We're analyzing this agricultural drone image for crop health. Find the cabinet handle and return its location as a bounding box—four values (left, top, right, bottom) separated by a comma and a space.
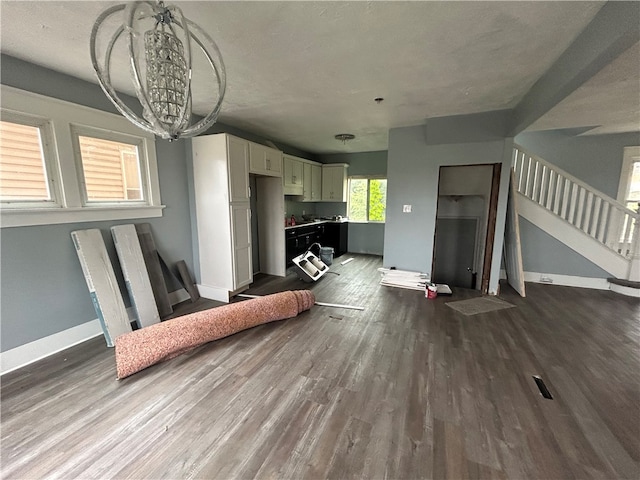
267, 159, 271, 170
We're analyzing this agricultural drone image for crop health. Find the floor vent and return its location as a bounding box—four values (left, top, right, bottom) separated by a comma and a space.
533, 375, 553, 399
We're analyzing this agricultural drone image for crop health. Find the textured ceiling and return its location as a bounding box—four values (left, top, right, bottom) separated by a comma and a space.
2, 1, 634, 154
526, 41, 640, 136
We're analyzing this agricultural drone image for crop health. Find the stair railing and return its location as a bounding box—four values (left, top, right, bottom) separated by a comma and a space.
513, 145, 639, 259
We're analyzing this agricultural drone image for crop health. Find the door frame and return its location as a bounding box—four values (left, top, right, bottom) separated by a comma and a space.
480, 163, 502, 293
432, 163, 501, 293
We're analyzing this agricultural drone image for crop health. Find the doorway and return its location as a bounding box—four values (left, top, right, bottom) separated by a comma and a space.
432, 164, 500, 292
433, 217, 477, 288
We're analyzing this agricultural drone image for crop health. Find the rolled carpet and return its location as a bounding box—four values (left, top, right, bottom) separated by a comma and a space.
115, 290, 315, 379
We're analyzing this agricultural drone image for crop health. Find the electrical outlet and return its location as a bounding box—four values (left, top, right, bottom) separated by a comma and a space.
403, 205, 412, 213
540, 276, 553, 284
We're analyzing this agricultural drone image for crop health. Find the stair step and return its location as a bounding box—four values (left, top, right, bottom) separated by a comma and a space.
607, 277, 640, 289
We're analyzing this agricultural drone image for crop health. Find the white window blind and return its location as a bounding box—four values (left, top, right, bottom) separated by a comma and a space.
0, 120, 52, 202
77, 136, 143, 202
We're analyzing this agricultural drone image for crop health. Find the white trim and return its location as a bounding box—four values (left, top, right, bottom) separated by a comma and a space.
70, 124, 151, 206
617, 146, 640, 204
0, 288, 196, 376
197, 283, 230, 303
0, 85, 163, 228
0, 320, 104, 376
0, 110, 63, 207
523, 271, 610, 290
609, 282, 640, 298
0, 205, 164, 228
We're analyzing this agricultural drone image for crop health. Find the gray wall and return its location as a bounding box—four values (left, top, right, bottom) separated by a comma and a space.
519, 218, 610, 277
317, 151, 387, 255
515, 129, 640, 277
0, 57, 195, 352
0, 55, 312, 352
384, 118, 512, 294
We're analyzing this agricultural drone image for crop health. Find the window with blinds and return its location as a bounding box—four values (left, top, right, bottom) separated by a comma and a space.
0, 120, 52, 202
77, 136, 144, 202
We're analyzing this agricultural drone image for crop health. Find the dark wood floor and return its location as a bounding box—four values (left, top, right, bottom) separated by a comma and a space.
2, 254, 639, 479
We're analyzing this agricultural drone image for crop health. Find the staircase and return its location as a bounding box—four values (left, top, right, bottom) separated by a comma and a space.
512, 145, 640, 283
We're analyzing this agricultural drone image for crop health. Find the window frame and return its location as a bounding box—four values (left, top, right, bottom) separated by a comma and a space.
71, 125, 150, 206
617, 146, 640, 210
0, 85, 164, 228
0, 111, 62, 208
347, 175, 387, 224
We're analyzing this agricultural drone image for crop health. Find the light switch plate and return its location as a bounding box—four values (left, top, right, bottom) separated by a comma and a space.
403, 205, 412, 213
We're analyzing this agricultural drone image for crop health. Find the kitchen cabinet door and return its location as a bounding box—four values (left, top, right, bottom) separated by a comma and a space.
249, 142, 282, 177
228, 136, 250, 202
311, 164, 322, 201
323, 222, 348, 257
322, 164, 348, 201
231, 204, 252, 289
283, 155, 304, 195
301, 161, 323, 202
302, 161, 313, 201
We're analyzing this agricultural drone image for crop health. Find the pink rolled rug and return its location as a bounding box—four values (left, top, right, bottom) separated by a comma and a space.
115, 290, 315, 379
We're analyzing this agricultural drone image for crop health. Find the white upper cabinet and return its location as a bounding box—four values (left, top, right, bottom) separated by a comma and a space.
227, 135, 250, 202
299, 160, 323, 202
283, 154, 304, 195
249, 142, 282, 177
322, 164, 348, 201
302, 161, 313, 201
311, 164, 322, 201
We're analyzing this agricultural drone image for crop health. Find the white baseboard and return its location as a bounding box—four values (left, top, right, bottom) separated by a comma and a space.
197, 284, 230, 303
0, 300, 159, 376
0, 319, 103, 376
1, 287, 192, 376
523, 271, 610, 290
609, 282, 640, 298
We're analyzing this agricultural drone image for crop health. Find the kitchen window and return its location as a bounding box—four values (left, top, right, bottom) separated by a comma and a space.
347, 176, 387, 223
0, 85, 163, 227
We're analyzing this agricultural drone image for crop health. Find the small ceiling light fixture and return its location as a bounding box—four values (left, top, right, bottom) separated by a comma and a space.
335, 133, 355, 144
374, 97, 384, 104
90, 1, 226, 140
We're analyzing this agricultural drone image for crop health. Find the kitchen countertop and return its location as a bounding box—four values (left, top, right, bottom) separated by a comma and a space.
285, 218, 348, 230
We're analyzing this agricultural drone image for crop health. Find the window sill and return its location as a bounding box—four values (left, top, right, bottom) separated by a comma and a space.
348, 220, 386, 224
0, 205, 165, 228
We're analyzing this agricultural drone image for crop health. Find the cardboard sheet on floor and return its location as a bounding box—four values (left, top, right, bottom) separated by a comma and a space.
71, 229, 132, 347
111, 224, 161, 328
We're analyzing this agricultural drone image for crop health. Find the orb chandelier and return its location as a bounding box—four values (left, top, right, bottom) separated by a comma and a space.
90, 1, 226, 141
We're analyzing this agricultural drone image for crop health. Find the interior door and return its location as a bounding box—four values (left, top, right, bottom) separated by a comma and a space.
481, 164, 502, 293
433, 218, 477, 288
504, 171, 526, 296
